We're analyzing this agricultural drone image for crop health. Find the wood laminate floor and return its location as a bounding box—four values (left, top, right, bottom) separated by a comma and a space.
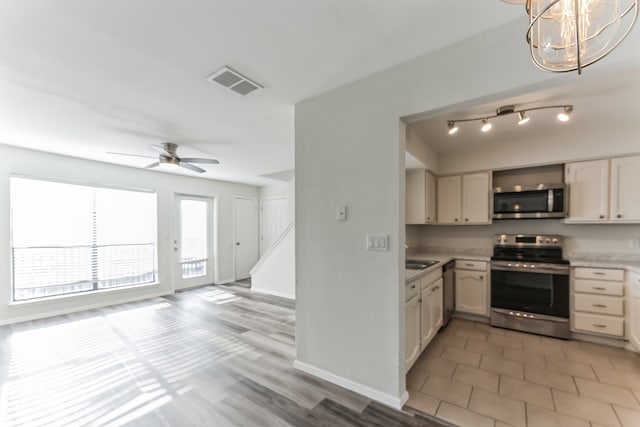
0, 285, 447, 427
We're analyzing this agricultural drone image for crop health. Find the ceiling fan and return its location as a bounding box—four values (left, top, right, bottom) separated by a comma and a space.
108, 142, 220, 173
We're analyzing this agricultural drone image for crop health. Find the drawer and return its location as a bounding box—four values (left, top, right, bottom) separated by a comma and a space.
406, 279, 420, 302
574, 293, 624, 316
574, 267, 624, 282
455, 260, 487, 271
574, 279, 624, 296
574, 312, 624, 337
421, 269, 442, 289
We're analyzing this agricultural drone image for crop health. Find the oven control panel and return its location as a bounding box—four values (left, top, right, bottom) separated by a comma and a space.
494, 234, 563, 248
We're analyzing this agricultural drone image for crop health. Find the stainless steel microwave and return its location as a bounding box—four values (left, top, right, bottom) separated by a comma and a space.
493, 183, 566, 219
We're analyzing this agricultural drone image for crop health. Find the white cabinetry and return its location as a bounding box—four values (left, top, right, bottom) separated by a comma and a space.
437, 172, 490, 225
572, 267, 626, 338
566, 155, 640, 223
455, 260, 488, 316
405, 279, 420, 370
406, 269, 443, 372
406, 169, 436, 224
610, 155, 640, 222
629, 271, 640, 351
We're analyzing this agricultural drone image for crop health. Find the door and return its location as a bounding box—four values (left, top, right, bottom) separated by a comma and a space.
234, 197, 259, 280
437, 175, 461, 224
566, 160, 609, 222
405, 294, 420, 372
406, 169, 426, 224
420, 285, 433, 351
174, 195, 213, 290
610, 155, 640, 222
260, 197, 289, 255
462, 172, 490, 224
630, 273, 640, 351
455, 270, 487, 316
430, 278, 444, 331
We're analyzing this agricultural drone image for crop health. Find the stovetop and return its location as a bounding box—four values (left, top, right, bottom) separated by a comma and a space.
492, 234, 568, 265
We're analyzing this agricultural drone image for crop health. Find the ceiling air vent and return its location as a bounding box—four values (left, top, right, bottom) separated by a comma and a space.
207, 66, 263, 96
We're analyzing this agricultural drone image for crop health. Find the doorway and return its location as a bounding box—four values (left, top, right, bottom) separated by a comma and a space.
234, 197, 259, 280
174, 195, 214, 290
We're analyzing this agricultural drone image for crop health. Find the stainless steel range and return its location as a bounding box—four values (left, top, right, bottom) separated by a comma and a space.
490, 234, 570, 339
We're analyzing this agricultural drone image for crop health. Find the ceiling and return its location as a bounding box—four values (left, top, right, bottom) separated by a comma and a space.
407, 68, 640, 156
0, 1, 524, 186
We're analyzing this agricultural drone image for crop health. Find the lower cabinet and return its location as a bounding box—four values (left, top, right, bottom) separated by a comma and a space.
455, 261, 488, 316
628, 272, 640, 351
406, 271, 443, 372
405, 292, 421, 371
572, 267, 626, 338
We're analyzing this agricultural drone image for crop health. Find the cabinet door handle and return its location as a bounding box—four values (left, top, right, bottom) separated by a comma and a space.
599, 214, 605, 219
464, 218, 469, 222
617, 213, 623, 218
592, 304, 607, 308
454, 218, 459, 222
593, 324, 607, 328
592, 272, 606, 276
411, 285, 416, 289
433, 286, 440, 290
593, 287, 606, 291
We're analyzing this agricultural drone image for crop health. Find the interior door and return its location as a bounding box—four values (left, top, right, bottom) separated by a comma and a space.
260, 197, 289, 255
174, 195, 213, 290
234, 197, 259, 280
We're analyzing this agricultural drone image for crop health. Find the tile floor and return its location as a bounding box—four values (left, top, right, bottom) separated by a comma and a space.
405, 318, 640, 427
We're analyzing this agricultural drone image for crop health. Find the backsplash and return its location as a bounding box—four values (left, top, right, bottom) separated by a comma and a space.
406, 220, 640, 259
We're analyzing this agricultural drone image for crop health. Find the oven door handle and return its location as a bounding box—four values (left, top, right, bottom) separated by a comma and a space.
491, 263, 569, 276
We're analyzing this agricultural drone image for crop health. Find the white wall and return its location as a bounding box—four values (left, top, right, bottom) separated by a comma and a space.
406, 127, 439, 172
0, 143, 258, 324
295, 18, 640, 407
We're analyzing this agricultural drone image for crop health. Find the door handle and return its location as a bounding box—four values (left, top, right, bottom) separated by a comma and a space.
236, 242, 240, 245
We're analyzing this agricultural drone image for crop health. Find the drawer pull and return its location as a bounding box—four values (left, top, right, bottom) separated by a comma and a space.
433, 286, 440, 290
592, 304, 607, 308
593, 287, 606, 291
593, 324, 607, 328
592, 272, 606, 276
411, 285, 416, 289
465, 263, 474, 267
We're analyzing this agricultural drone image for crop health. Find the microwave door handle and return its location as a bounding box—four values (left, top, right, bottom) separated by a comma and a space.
548, 189, 554, 213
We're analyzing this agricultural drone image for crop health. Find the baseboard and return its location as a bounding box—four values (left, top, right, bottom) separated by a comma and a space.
293, 360, 408, 410
251, 287, 295, 300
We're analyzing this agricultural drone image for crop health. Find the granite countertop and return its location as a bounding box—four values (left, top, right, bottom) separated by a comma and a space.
404, 249, 640, 282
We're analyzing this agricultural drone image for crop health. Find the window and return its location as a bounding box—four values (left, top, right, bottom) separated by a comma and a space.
10, 177, 158, 301
179, 199, 208, 279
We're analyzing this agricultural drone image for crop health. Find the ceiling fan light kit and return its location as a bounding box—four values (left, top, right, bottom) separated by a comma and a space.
446, 104, 573, 135
503, 0, 638, 74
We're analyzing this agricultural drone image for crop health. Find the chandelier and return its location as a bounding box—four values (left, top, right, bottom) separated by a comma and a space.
506, 0, 638, 74
446, 104, 573, 135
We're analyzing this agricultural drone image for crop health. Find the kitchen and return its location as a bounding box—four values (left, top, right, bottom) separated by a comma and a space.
401, 76, 640, 426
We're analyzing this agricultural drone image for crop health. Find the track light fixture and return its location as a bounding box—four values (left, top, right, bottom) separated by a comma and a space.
448, 121, 459, 135
447, 104, 573, 135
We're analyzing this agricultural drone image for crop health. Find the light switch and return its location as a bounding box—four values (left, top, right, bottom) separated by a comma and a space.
367, 235, 388, 251
336, 205, 347, 221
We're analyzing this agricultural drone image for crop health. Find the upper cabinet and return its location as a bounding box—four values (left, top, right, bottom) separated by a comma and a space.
437, 172, 490, 225
565, 159, 609, 222
566, 155, 640, 223
406, 169, 436, 224
610, 155, 640, 222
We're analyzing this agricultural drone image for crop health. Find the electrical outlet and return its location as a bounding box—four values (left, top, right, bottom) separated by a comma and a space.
367, 235, 388, 251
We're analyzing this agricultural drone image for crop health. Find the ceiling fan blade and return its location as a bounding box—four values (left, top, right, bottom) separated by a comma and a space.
179, 162, 206, 173
179, 157, 220, 164
107, 152, 157, 159
144, 162, 160, 169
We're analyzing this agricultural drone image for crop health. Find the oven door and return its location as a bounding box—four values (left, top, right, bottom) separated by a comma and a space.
491, 262, 569, 318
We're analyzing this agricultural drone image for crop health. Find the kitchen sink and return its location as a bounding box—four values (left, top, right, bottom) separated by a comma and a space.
405, 259, 439, 270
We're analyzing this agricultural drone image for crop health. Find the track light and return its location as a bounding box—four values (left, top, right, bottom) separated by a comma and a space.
448, 121, 459, 135
557, 106, 573, 122
446, 104, 573, 135
518, 111, 530, 125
